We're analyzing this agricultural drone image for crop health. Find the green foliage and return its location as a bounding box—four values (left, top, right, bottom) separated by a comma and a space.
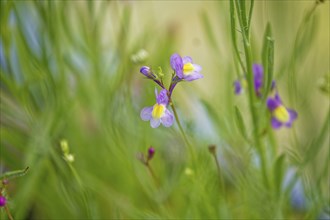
0, 1, 329, 219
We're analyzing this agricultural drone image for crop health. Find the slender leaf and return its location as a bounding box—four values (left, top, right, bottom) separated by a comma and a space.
273, 154, 285, 198
234, 106, 248, 141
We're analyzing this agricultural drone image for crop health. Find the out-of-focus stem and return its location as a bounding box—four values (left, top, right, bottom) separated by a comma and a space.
234, 0, 269, 189
170, 99, 196, 163
68, 164, 91, 218
5, 205, 14, 220
145, 162, 159, 187
210, 146, 226, 196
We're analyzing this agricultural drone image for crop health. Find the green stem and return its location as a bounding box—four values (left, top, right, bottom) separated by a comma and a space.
213, 153, 226, 196
5, 205, 14, 220
146, 162, 159, 187
170, 99, 196, 163
68, 164, 91, 218
234, 0, 269, 189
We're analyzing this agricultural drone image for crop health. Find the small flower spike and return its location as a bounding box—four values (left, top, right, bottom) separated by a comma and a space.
170, 53, 203, 81
0, 196, 6, 207
140, 89, 174, 128
267, 93, 297, 129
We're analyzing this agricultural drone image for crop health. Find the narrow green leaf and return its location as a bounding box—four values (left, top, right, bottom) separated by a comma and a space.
264, 38, 274, 96
247, 0, 254, 33
261, 23, 272, 66
273, 154, 285, 197
261, 22, 274, 101
229, 0, 246, 73
234, 106, 248, 140
235, 0, 248, 38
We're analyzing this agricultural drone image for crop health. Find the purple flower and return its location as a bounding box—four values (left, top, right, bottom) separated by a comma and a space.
170, 53, 203, 81
253, 63, 263, 97
233, 79, 248, 95
267, 93, 297, 129
0, 196, 6, 207
140, 89, 174, 128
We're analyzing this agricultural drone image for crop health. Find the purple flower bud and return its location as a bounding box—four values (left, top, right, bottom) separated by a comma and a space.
140, 66, 152, 77
147, 147, 155, 161
0, 196, 6, 207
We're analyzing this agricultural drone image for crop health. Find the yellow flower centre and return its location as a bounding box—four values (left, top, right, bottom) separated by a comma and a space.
273, 105, 290, 123
152, 104, 166, 119
183, 63, 194, 75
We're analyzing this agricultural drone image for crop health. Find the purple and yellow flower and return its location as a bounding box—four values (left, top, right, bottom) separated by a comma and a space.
267, 93, 297, 129
233, 63, 265, 97
140, 89, 174, 128
170, 53, 203, 81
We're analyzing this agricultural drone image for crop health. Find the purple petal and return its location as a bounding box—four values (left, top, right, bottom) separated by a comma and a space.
254, 79, 263, 95
140, 106, 153, 121
234, 80, 242, 95
274, 92, 282, 103
156, 89, 169, 105
271, 117, 283, 129
192, 64, 202, 72
285, 109, 298, 127
170, 53, 183, 79
150, 118, 161, 128
140, 66, 151, 77
253, 63, 263, 79
161, 109, 174, 127
184, 72, 204, 81
271, 80, 276, 90
267, 97, 280, 112
182, 56, 193, 64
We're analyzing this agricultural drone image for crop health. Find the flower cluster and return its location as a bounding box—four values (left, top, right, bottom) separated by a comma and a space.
234, 63, 297, 129
139, 53, 203, 128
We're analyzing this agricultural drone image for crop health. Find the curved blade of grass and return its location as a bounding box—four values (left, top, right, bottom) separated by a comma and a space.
273, 154, 285, 198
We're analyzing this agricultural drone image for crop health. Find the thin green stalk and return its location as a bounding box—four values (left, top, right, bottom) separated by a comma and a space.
214, 153, 226, 196
169, 99, 197, 163
233, 0, 269, 189
68, 164, 91, 218
145, 163, 159, 187
5, 205, 14, 220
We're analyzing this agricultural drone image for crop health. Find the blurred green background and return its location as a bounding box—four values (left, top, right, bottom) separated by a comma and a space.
0, 1, 329, 219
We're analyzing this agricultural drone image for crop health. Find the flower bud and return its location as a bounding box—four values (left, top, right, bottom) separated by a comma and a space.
0, 196, 6, 207
147, 147, 155, 161
140, 66, 152, 77
60, 140, 69, 154
208, 144, 216, 155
